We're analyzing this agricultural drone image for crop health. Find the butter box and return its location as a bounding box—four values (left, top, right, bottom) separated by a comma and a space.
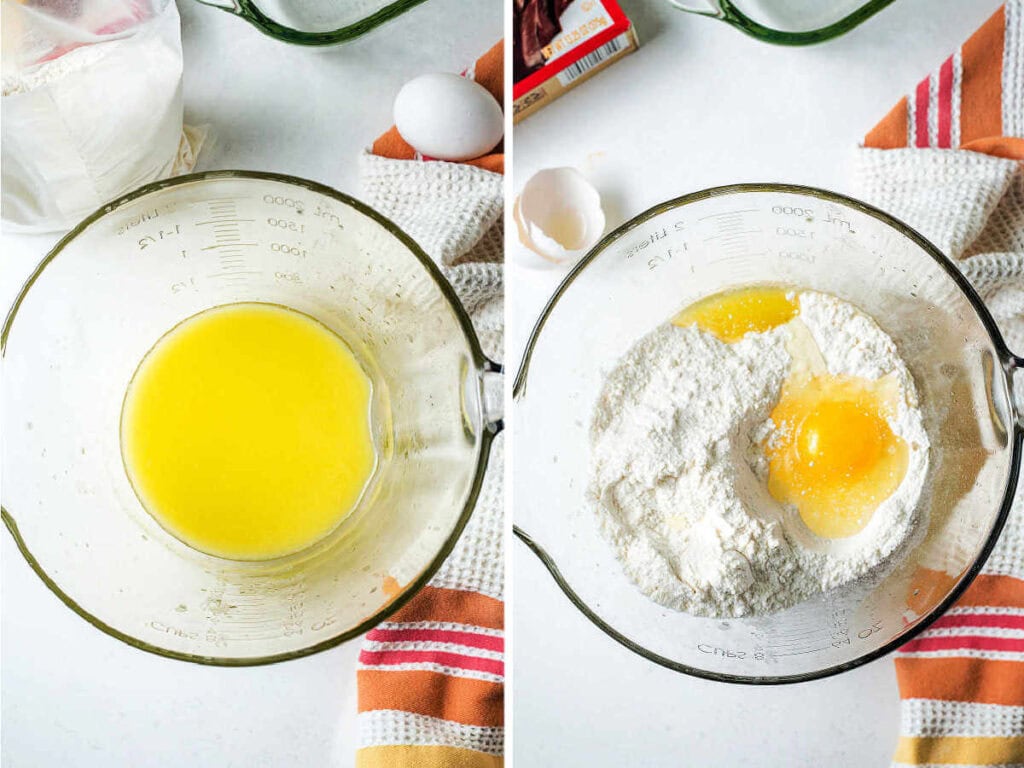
513, 0, 639, 123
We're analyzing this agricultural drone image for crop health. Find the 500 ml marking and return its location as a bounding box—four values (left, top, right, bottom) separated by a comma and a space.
171, 277, 198, 294
779, 250, 815, 264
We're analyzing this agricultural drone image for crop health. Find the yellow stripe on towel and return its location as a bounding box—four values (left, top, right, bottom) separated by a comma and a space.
894, 735, 1024, 765
357, 745, 503, 768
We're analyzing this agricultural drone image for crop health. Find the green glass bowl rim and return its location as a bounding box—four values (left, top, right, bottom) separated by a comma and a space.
195, 0, 429, 46
513, 181, 1022, 685
671, 0, 898, 45
1, 168, 500, 667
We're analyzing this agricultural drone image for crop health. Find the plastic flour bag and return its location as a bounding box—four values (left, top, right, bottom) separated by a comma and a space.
1, 0, 203, 233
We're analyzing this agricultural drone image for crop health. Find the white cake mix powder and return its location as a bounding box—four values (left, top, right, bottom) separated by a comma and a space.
588, 291, 930, 617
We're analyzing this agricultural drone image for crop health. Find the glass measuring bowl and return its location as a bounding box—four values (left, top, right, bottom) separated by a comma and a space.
2, 170, 502, 665
514, 184, 1021, 684
194, 0, 428, 45
667, 0, 897, 45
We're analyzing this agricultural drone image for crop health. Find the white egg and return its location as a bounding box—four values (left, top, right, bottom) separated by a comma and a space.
394, 73, 504, 162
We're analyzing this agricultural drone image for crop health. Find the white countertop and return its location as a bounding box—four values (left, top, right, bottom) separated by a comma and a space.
3, 1, 1011, 765
509, 1, 1004, 766
0, 2, 501, 766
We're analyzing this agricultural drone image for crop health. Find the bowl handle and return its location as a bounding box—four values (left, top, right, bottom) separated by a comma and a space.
479, 358, 504, 436
1008, 354, 1024, 431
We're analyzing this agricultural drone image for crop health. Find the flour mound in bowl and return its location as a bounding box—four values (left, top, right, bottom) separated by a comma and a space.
587, 290, 930, 618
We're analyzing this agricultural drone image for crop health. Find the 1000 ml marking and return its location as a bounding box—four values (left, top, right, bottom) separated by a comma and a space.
271, 243, 307, 258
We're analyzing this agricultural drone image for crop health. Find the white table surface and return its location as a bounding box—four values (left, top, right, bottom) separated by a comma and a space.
509, 1, 1004, 766
0, 2, 501, 766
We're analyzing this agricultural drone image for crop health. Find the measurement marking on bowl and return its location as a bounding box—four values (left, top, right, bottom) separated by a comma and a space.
202, 243, 258, 251
722, 242, 757, 257
714, 230, 762, 243
196, 218, 255, 226
715, 219, 756, 234
768, 626, 828, 642
771, 647, 830, 657
697, 208, 759, 221
712, 252, 769, 264
704, 229, 761, 242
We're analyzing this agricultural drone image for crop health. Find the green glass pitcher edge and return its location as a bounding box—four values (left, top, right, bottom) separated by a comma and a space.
194, 0, 430, 46
672, 0, 899, 45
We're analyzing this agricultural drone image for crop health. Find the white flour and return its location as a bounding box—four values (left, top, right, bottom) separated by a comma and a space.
588, 291, 930, 617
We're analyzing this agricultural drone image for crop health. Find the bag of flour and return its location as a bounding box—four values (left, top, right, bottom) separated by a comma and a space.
2, 0, 201, 233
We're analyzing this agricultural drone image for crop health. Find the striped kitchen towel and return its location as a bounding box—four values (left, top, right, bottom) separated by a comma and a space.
354, 439, 504, 768
860, 3, 1024, 765
371, 41, 504, 175
865, 2, 1023, 159
355, 42, 505, 768
355, 366, 504, 768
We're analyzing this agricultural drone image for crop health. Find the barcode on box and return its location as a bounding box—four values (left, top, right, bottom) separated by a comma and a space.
556, 34, 628, 86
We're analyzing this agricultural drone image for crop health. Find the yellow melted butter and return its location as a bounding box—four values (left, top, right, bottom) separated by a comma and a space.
121, 302, 376, 561
672, 286, 797, 342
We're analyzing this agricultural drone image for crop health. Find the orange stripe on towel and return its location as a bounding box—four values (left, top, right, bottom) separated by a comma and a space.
386, 587, 504, 630
960, 5, 1005, 145
357, 669, 504, 727
961, 136, 1024, 160
864, 96, 910, 149
953, 574, 1024, 610
894, 657, 1024, 707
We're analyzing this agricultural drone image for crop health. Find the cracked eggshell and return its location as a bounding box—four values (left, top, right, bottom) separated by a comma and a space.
393, 73, 504, 162
514, 167, 605, 267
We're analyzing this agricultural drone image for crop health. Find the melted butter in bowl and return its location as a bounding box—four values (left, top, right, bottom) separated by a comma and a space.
121, 302, 377, 561
673, 286, 797, 343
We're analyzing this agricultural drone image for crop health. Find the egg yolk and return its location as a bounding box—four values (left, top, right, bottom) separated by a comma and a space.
766, 376, 909, 539
673, 287, 797, 343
